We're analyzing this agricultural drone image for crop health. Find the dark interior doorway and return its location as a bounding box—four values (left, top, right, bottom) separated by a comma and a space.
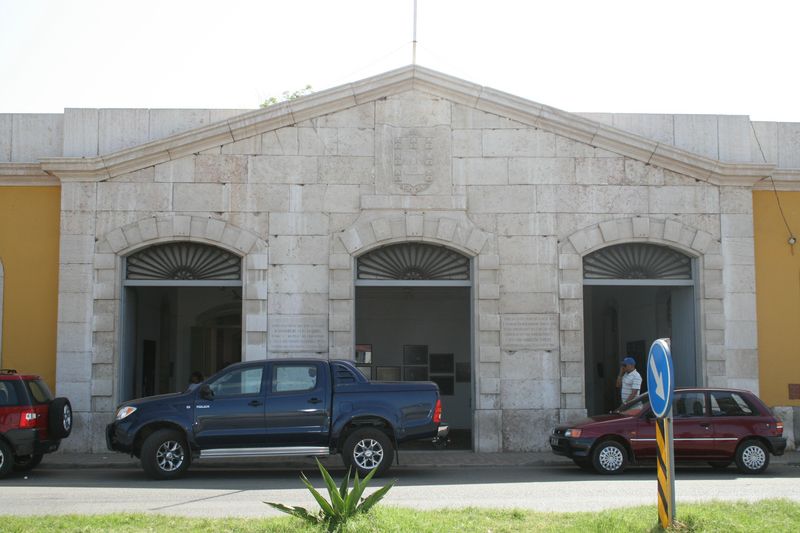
122, 286, 241, 400
583, 285, 697, 415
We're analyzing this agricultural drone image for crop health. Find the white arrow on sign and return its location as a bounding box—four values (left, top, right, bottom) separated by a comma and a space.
650, 354, 665, 400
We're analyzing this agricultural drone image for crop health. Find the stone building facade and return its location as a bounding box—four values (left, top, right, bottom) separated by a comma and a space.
2, 66, 799, 453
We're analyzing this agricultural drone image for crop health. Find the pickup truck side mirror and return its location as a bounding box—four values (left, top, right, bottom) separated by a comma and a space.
199, 384, 214, 400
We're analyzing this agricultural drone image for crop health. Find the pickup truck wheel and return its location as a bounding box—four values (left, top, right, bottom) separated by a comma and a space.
735, 439, 769, 475
48, 397, 72, 439
14, 453, 44, 472
0, 440, 13, 478
591, 440, 627, 475
343, 428, 393, 477
141, 429, 191, 480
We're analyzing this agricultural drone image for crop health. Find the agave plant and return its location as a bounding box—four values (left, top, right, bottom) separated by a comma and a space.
265, 458, 394, 532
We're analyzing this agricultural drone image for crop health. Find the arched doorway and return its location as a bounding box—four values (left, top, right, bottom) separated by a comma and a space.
583, 243, 698, 415
120, 242, 242, 400
354, 242, 473, 449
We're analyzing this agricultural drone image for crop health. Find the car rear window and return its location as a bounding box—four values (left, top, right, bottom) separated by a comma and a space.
710, 391, 756, 416
26, 379, 53, 404
0, 381, 22, 406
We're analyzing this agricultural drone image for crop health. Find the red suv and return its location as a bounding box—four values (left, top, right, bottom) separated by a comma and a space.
550, 388, 787, 475
0, 369, 72, 478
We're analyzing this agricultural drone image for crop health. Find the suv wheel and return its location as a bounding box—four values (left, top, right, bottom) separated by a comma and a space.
49, 397, 73, 439
0, 440, 13, 478
735, 439, 769, 475
342, 428, 394, 477
141, 429, 191, 480
14, 453, 44, 472
592, 440, 627, 475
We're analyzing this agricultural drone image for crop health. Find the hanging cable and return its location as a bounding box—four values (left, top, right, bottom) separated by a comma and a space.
769, 175, 796, 251
751, 121, 796, 250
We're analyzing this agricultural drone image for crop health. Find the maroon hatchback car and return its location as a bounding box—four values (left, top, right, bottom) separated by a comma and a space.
550, 388, 786, 475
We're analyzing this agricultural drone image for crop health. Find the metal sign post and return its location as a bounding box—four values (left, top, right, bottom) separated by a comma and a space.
648, 338, 675, 529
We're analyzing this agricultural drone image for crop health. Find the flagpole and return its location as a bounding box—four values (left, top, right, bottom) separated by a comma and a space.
412, 0, 418, 65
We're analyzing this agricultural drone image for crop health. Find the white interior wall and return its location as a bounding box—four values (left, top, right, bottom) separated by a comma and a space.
355, 286, 472, 429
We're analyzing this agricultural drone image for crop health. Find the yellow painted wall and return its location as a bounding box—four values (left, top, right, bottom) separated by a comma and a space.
753, 190, 800, 406
0, 186, 60, 390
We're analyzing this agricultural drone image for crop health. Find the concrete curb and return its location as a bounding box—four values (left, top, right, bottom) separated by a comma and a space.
37, 451, 572, 470
37, 450, 800, 471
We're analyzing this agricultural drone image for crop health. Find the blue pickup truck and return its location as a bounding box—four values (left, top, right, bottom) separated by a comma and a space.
106, 359, 447, 479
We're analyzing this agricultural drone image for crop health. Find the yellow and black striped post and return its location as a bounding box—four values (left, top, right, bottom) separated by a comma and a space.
656, 415, 675, 528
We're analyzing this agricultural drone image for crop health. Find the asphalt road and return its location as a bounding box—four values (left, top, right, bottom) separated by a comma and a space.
1, 464, 799, 518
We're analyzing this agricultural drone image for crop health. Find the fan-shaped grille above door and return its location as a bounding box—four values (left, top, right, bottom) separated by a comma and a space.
583, 243, 692, 280
126, 242, 241, 280
357, 243, 470, 281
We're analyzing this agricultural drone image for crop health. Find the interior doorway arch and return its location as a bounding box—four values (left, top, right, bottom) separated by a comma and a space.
120, 242, 243, 400
583, 243, 698, 415
354, 242, 474, 449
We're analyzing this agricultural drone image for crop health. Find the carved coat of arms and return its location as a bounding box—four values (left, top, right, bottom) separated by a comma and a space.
393, 135, 434, 194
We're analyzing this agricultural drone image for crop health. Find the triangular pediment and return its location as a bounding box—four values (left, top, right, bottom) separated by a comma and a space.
36, 65, 774, 185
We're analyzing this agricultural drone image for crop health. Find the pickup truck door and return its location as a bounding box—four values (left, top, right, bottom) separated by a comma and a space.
193, 363, 267, 449
265, 361, 330, 446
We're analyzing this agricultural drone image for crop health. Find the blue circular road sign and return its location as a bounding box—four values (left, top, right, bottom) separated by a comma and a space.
647, 338, 674, 418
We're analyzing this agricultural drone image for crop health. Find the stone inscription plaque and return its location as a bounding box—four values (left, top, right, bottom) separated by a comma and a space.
268, 315, 328, 352
501, 314, 558, 351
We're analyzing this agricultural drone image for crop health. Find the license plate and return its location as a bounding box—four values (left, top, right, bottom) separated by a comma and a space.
550, 436, 559, 445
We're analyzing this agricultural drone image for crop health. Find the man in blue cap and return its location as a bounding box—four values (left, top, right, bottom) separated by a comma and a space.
616, 356, 642, 404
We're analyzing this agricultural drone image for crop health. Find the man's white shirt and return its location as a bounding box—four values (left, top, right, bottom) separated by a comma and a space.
621, 369, 642, 402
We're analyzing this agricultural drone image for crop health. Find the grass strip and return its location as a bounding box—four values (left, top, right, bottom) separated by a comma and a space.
1, 499, 798, 532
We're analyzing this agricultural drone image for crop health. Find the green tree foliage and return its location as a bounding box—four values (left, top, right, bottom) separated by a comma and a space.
260, 85, 313, 108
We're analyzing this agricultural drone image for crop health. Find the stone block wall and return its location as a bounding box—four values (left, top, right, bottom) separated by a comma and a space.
37, 85, 763, 452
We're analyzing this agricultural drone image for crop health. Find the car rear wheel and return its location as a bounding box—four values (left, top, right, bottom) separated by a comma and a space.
13, 453, 44, 472
342, 428, 394, 477
141, 429, 191, 480
735, 439, 769, 475
49, 397, 72, 439
592, 440, 627, 475
0, 440, 13, 478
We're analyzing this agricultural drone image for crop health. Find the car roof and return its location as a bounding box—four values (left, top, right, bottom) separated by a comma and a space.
0, 369, 42, 380
225, 359, 352, 367
673, 387, 755, 394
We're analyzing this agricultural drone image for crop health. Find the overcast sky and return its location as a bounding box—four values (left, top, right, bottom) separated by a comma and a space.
1, 0, 798, 121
